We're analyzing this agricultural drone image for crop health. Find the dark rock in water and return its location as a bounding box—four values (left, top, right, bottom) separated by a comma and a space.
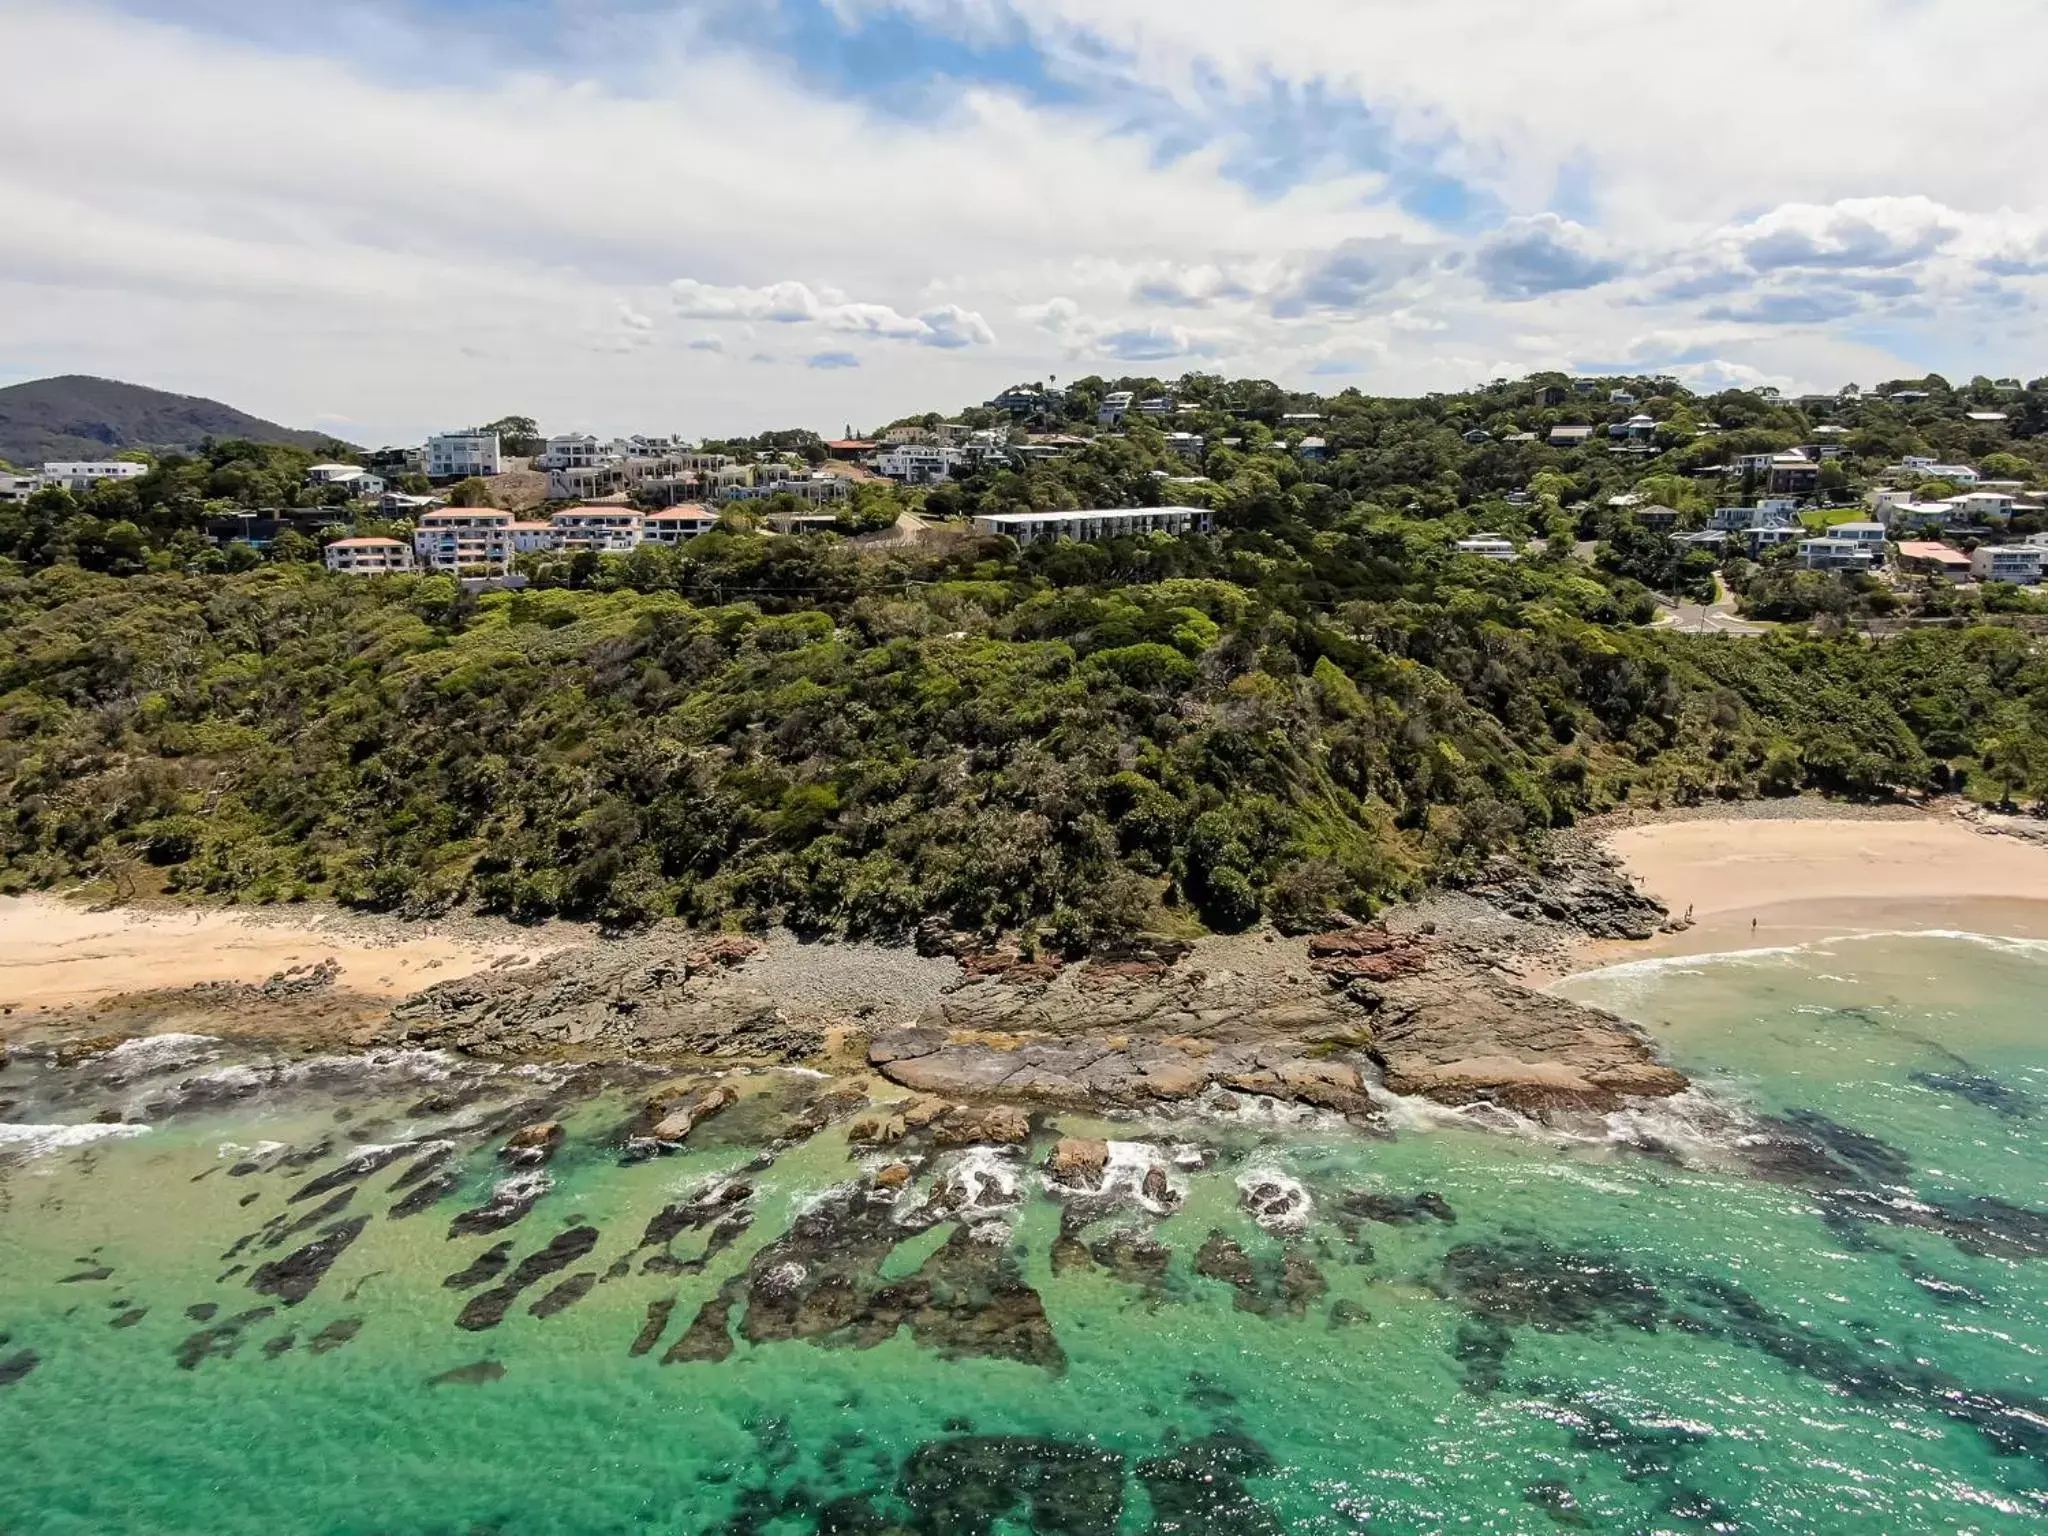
1741, 1110, 1913, 1188
288, 1143, 413, 1205
228, 1161, 264, 1178
456, 1227, 600, 1332
60, 1265, 114, 1283
1193, 1231, 1325, 1319
1183, 1371, 1236, 1409
262, 1333, 297, 1360
309, 1317, 364, 1355
248, 1217, 369, 1307
447, 1174, 550, 1239
389, 1167, 462, 1220
238, 1191, 261, 1208
0, 1349, 39, 1387
1135, 1431, 1281, 1536
898, 1436, 1126, 1536
529, 1271, 597, 1320
109, 1309, 148, 1330
665, 1277, 747, 1365
1087, 1229, 1172, 1297
244, 1186, 356, 1255
1328, 1299, 1371, 1330
277, 1140, 336, 1171
443, 1241, 514, 1292
1776, 1110, 1913, 1184
1910, 1070, 2036, 1120
175, 1307, 276, 1370
387, 1142, 457, 1193
1440, 1237, 2048, 1468
429, 1359, 505, 1387
637, 1180, 753, 1250
629, 1296, 676, 1358
1822, 1187, 2048, 1261
185, 1303, 219, 1322
1523, 1480, 1592, 1528
500, 1121, 564, 1166
1332, 1190, 1456, 1240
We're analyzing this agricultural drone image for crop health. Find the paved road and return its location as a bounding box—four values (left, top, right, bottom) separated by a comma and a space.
1654, 575, 1773, 637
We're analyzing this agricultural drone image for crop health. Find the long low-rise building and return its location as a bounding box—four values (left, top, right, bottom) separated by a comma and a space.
972, 507, 1215, 545
1971, 545, 2047, 585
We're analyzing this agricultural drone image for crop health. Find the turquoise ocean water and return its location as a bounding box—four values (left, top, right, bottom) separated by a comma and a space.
2, 931, 2045, 1534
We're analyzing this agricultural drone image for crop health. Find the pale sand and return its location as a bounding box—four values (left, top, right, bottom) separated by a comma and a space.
0, 896, 557, 1013
1585, 815, 2048, 966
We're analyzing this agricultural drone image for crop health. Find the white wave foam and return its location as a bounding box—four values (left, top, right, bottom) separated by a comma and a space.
95, 1033, 222, 1078
0, 1121, 151, 1155
1041, 1141, 1184, 1214
1236, 1168, 1312, 1233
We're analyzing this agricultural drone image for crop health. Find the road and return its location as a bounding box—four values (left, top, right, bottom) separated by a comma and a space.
1654, 574, 1773, 637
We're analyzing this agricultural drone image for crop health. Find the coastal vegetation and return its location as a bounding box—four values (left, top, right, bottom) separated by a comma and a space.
2, 370, 2046, 942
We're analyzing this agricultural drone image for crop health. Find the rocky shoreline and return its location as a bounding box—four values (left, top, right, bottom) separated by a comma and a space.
3, 833, 1689, 1128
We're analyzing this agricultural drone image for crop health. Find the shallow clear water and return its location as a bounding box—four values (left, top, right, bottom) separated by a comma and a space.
1, 933, 2045, 1534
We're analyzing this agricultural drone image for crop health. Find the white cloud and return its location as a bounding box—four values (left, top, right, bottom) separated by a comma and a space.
2, 0, 2045, 440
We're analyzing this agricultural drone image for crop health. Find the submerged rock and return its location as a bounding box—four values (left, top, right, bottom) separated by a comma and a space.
456, 1226, 601, 1332
248, 1218, 369, 1307
447, 1173, 550, 1239
429, 1359, 505, 1387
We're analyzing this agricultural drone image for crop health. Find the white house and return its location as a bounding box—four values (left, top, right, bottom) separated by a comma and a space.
1135, 396, 1175, 418
1710, 504, 1796, 532
425, 432, 502, 480
1946, 490, 2018, 520
1798, 537, 1877, 572
323, 537, 416, 575
41, 461, 149, 493
548, 507, 643, 553
1549, 424, 1595, 447
537, 434, 603, 471
1453, 535, 1520, 561
1165, 432, 1205, 460
1097, 392, 1135, 427
972, 507, 1213, 545
1971, 545, 2046, 585
306, 464, 384, 497
724, 473, 850, 507
379, 491, 446, 515
413, 507, 515, 572
875, 444, 965, 484
643, 507, 721, 544
0, 473, 39, 502
1829, 521, 1888, 548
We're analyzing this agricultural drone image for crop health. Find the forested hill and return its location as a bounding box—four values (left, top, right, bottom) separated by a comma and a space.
1, 367, 2045, 947
0, 376, 337, 465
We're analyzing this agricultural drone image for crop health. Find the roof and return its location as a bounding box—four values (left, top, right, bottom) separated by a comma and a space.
328, 537, 405, 548
975, 507, 1207, 525
647, 505, 717, 520
1967, 412, 2009, 422
1898, 541, 1970, 564
826, 440, 878, 450
1549, 424, 1594, 437
309, 462, 366, 475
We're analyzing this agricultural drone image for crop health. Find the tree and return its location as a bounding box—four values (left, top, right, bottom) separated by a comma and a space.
481, 416, 544, 456
449, 477, 497, 508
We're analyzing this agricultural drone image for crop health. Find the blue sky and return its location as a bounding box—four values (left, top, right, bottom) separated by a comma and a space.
1, 0, 2044, 441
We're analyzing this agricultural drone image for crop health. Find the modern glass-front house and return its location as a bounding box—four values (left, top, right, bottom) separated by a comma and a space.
971, 508, 1215, 545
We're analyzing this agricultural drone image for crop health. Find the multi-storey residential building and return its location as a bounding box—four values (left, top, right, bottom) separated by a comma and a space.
0, 473, 39, 502
537, 434, 603, 470
323, 537, 416, 574
548, 507, 644, 553
1097, 391, 1135, 427
643, 507, 721, 544
1798, 537, 1878, 572
973, 507, 1213, 545
425, 432, 502, 480
413, 507, 515, 571
1454, 535, 1520, 561
41, 461, 149, 493
306, 464, 385, 497
1970, 545, 2047, 585
875, 444, 964, 484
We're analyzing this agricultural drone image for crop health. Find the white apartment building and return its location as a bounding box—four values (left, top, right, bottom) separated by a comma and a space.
643, 507, 721, 544
425, 432, 502, 480
1946, 491, 2018, 520
537, 434, 603, 470
0, 473, 39, 502
1798, 537, 1878, 572
306, 464, 385, 497
1828, 522, 1888, 548
548, 507, 643, 553
723, 474, 850, 506
548, 464, 630, 501
973, 507, 1214, 545
1097, 391, 1135, 427
42, 461, 149, 493
1454, 535, 1521, 561
324, 537, 416, 575
875, 444, 965, 484
413, 508, 515, 572
507, 521, 556, 553
1971, 545, 2046, 585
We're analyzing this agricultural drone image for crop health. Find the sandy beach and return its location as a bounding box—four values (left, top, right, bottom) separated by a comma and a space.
1586, 812, 2048, 963
0, 895, 559, 1015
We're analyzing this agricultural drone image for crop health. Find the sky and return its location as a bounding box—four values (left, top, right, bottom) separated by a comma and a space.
3, 0, 2047, 446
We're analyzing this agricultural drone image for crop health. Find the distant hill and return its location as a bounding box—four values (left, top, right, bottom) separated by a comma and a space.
0, 375, 344, 466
